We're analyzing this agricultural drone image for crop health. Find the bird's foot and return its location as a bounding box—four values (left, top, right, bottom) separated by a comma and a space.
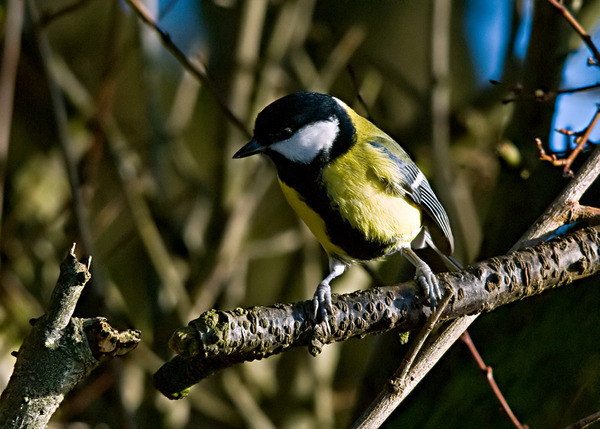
312, 282, 333, 322
415, 264, 442, 310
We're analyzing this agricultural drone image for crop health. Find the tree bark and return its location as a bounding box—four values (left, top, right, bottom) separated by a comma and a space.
155, 224, 600, 399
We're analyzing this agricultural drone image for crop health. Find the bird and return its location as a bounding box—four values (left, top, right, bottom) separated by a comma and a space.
233, 92, 454, 321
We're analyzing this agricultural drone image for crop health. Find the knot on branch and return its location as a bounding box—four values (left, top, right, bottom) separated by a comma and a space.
84, 318, 141, 360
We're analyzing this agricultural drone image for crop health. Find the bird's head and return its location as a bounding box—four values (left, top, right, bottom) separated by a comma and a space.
234, 92, 353, 166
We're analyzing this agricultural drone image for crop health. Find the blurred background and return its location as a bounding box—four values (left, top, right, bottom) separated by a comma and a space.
1, 0, 600, 427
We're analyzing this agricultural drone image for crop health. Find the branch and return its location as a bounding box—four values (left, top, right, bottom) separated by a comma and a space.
154, 225, 600, 399
0, 247, 140, 428
565, 410, 600, 429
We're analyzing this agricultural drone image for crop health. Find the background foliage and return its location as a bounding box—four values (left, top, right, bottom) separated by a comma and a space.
1, 0, 600, 427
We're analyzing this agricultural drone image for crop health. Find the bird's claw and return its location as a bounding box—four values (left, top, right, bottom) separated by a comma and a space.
312, 283, 333, 322
415, 265, 442, 310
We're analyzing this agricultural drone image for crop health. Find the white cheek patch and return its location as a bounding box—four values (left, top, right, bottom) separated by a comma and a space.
270, 118, 339, 164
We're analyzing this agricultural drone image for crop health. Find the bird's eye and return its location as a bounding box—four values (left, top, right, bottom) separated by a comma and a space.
278, 127, 293, 140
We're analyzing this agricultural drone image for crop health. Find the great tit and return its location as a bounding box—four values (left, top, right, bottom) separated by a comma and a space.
234, 92, 454, 320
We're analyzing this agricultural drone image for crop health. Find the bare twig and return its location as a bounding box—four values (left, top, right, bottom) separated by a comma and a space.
497, 81, 600, 105
122, 0, 250, 138
461, 332, 528, 429
318, 25, 366, 91
498, 1, 600, 109
547, 0, 600, 66
537, 105, 600, 176
430, 0, 481, 263
518, 145, 600, 249
557, 82, 600, 95
393, 291, 453, 390
352, 291, 453, 429
565, 410, 600, 429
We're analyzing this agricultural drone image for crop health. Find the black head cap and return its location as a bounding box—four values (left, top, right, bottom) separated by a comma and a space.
252, 92, 343, 144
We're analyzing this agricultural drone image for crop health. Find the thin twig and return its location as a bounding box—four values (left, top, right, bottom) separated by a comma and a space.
318, 25, 366, 91
461, 332, 528, 429
519, 144, 600, 249
346, 65, 371, 120
537, 105, 600, 177
547, 0, 600, 66
392, 291, 453, 389
122, 0, 250, 138
498, 82, 600, 104
557, 82, 600, 95
560, 105, 600, 176
565, 410, 600, 429
351, 291, 453, 429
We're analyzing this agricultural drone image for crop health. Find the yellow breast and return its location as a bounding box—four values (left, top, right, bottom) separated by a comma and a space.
322, 143, 423, 249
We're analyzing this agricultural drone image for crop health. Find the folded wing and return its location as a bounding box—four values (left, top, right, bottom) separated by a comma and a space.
368, 140, 454, 255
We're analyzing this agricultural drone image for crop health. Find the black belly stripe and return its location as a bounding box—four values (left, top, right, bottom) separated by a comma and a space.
273, 157, 391, 261
307, 187, 390, 260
